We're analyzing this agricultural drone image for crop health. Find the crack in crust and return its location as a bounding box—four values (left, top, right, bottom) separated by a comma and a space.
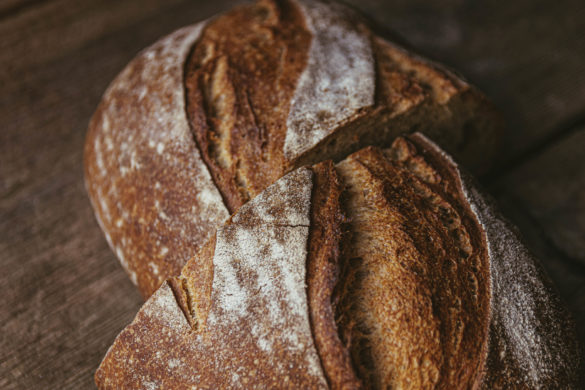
169, 232, 217, 331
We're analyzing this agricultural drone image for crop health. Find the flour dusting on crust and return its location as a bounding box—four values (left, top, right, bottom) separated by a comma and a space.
204, 167, 326, 385
232, 166, 313, 226
140, 282, 191, 332
96, 168, 328, 388
85, 23, 230, 296
462, 181, 580, 388
284, 0, 375, 160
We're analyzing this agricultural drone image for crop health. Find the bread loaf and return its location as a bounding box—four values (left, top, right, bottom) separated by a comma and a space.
84, 0, 500, 298
95, 134, 582, 389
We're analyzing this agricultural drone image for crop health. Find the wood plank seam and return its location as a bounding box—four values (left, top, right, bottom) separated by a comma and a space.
483, 109, 585, 184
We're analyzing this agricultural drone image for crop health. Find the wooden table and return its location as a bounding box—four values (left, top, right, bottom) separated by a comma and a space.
2, 0, 584, 388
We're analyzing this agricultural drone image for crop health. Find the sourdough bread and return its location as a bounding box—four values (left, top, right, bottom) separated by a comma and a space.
95, 134, 581, 389
84, 0, 500, 297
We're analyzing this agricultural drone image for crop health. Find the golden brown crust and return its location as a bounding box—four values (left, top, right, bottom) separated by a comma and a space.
374, 38, 462, 105
184, 0, 311, 213
96, 135, 583, 388
373, 37, 430, 111
86, 0, 501, 299
169, 232, 216, 330
96, 168, 329, 389
84, 25, 229, 298
291, 35, 499, 175
334, 141, 490, 389
307, 161, 362, 389
407, 133, 583, 389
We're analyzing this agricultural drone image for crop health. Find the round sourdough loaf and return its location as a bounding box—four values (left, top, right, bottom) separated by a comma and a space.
84, 0, 500, 297
95, 134, 582, 389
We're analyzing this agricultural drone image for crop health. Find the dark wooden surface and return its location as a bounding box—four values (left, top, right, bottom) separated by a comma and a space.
1, 0, 584, 388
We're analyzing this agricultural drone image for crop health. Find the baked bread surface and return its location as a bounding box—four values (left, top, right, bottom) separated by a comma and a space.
335, 141, 490, 388
96, 167, 330, 388
95, 134, 582, 389
85, 0, 500, 297
84, 23, 229, 296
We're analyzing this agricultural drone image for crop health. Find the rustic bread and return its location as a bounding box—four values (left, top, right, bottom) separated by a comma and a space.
95, 134, 582, 389
84, 0, 500, 298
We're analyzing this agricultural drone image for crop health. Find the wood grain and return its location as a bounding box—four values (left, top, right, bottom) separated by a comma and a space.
1, 0, 585, 388
0, 0, 182, 78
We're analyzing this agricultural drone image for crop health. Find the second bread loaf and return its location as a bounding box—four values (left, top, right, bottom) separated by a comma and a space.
95, 134, 581, 389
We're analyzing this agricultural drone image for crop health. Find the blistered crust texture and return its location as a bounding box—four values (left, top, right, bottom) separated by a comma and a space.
84, 24, 229, 297
306, 161, 363, 389
96, 168, 331, 388
334, 141, 490, 389
184, 0, 312, 212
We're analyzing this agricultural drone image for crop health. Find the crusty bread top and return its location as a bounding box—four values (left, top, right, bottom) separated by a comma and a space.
333, 136, 582, 388
96, 134, 582, 389
96, 168, 332, 388
306, 161, 362, 388
183, 0, 482, 213
184, 0, 312, 212
85, 0, 500, 298
84, 23, 229, 297
284, 0, 375, 160
184, 0, 375, 213
335, 140, 490, 389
